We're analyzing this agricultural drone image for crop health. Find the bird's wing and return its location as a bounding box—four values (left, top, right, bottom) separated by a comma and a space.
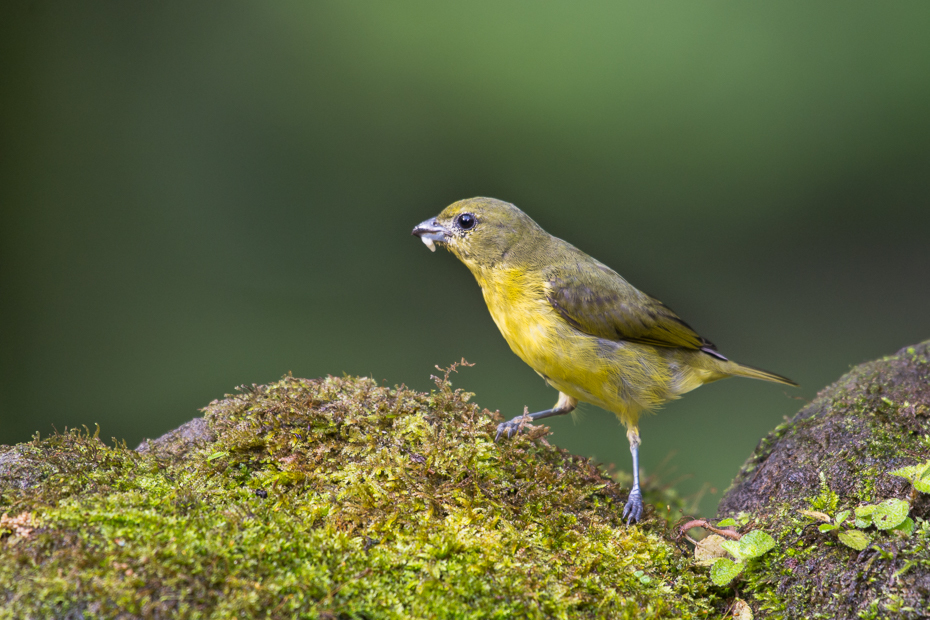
544, 261, 720, 353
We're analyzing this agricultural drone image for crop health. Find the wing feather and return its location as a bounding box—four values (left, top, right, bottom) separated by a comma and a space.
544, 261, 721, 354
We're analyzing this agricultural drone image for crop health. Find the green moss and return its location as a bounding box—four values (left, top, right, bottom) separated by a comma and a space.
0, 367, 716, 619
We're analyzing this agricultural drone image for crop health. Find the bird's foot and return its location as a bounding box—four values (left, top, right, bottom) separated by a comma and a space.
622, 486, 644, 525
494, 413, 532, 442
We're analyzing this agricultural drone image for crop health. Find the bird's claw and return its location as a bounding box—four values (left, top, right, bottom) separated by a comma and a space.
494, 417, 529, 442
622, 487, 644, 525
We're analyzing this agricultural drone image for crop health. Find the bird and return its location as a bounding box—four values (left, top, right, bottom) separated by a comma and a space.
411, 197, 796, 523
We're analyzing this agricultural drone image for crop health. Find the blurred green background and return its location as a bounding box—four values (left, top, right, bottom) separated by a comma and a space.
2, 1, 929, 515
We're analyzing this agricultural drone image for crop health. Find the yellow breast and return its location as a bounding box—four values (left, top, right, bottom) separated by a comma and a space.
475, 269, 607, 400
472, 266, 693, 424
477, 268, 552, 366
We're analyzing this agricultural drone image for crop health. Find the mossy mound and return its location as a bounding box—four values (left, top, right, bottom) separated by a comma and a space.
0, 366, 715, 619
715, 341, 930, 619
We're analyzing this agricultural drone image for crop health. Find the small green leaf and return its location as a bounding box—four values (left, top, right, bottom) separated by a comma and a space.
834, 510, 850, 526
710, 558, 745, 586
818, 523, 838, 533
738, 530, 776, 559
720, 540, 746, 561
872, 499, 910, 530
890, 461, 930, 492
838, 529, 871, 551
633, 570, 653, 584
854, 504, 876, 528
855, 504, 876, 517
892, 517, 915, 536
716, 518, 738, 527
207, 451, 229, 461
890, 464, 922, 482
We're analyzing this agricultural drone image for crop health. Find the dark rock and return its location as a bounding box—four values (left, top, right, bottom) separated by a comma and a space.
0, 446, 48, 491
718, 341, 930, 619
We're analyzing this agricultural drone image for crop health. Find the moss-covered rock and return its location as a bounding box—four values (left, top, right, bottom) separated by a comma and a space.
715, 341, 930, 619
0, 365, 715, 619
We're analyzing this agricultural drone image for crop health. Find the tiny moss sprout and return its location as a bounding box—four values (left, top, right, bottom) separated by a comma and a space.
808, 471, 839, 513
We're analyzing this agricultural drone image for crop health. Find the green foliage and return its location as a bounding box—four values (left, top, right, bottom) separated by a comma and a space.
837, 529, 871, 551
0, 370, 714, 619
816, 509, 850, 533
850, 498, 911, 535
872, 499, 910, 530
805, 477, 914, 552
709, 558, 743, 587
715, 342, 930, 619
855, 504, 877, 529
707, 529, 776, 586
808, 472, 839, 513
721, 531, 775, 562
893, 517, 915, 536
890, 460, 930, 493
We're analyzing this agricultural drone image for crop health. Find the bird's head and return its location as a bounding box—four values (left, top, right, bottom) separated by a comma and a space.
411, 197, 543, 270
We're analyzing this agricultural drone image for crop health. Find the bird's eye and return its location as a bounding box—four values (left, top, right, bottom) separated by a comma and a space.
456, 213, 477, 230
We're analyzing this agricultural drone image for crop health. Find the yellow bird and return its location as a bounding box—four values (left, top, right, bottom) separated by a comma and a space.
412, 197, 796, 523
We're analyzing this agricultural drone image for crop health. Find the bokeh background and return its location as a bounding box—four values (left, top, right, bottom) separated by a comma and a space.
3, 1, 929, 515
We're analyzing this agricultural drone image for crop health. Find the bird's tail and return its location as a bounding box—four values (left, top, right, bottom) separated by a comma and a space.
728, 361, 798, 387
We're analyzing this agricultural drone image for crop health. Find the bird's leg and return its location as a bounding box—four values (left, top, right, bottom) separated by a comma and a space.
622, 427, 644, 524
495, 392, 577, 441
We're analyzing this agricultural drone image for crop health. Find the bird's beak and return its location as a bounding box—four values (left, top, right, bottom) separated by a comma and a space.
411, 217, 451, 253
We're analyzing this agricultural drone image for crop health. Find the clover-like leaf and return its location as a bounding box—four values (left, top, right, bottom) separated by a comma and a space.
854, 504, 876, 528
854, 504, 876, 517
720, 539, 747, 561
738, 530, 776, 559
892, 516, 915, 537
837, 529, 871, 551
818, 523, 838, 533
872, 499, 910, 530
716, 518, 738, 527
915, 478, 930, 494
710, 557, 745, 586
834, 510, 850, 526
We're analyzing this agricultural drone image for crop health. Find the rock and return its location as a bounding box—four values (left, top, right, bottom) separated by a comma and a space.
717, 341, 930, 619
0, 446, 45, 491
